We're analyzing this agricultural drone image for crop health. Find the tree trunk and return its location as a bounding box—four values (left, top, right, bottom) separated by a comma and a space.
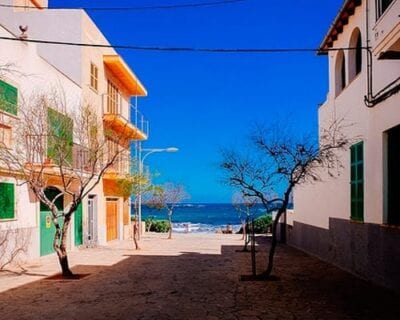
241, 221, 246, 240
167, 211, 172, 239
244, 221, 249, 251
133, 220, 140, 250
263, 207, 285, 278
58, 253, 73, 277
54, 213, 73, 277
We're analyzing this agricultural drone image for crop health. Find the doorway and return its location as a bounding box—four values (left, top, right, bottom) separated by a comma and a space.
387, 124, 400, 224
87, 195, 98, 245
106, 198, 119, 241
40, 187, 63, 256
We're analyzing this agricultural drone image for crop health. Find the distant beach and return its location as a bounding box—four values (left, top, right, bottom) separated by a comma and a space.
138, 203, 269, 233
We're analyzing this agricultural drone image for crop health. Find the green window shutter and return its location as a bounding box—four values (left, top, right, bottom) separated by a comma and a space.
350, 142, 364, 221
0, 182, 15, 219
47, 108, 73, 164
0, 80, 18, 116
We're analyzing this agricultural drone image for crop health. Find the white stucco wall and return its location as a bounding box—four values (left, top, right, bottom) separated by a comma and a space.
0, 24, 81, 259
1, 3, 146, 246
293, 0, 400, 229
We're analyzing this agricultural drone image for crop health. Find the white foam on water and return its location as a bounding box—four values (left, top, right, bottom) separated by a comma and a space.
172, 222, 241, 234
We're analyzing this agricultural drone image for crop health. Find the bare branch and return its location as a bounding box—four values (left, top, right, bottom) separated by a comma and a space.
219, 117, 352, 277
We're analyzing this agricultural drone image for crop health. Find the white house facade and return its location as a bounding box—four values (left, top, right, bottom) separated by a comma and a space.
290, 0, 400, 291
0, 22, 82, 263
0, 0, 149, 264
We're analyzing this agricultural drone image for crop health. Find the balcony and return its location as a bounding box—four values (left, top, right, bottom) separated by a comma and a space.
102, 152, 134, 196
372, 0, 400, 59
24, 138, 93, 171
102, 94, 149, 141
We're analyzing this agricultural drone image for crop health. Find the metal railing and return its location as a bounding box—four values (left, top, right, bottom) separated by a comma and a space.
106, 149, 132, 176
24, 137, 97, 173
102, 94, 149, 138
73, 143, 94, 172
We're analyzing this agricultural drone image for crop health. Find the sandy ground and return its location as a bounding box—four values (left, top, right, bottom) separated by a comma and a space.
0, 232, 399, 320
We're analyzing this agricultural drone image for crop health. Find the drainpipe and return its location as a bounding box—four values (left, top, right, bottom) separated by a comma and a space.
365, 0, 374, 104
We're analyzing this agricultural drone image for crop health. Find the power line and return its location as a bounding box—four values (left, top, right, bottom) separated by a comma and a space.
0, 36, 362, 54
0, 36, 316, 53
0, 0, 246, 11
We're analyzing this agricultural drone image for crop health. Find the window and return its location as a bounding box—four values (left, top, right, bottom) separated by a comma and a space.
348, 28, 362, 82
107, 138, 118, 171
335, 50, 346, 96
90, 63, 98, 91
0, 79, 18, 116
107, 81, 119, 114
0, 182, 15, 220
350, 142, 364, 221
376, 0, 394, 19
0, 124, 12, 147
47, 108, 73, 164
107, 138, 119, 162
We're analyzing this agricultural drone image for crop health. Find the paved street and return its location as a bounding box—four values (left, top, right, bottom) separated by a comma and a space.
0, 233, 399, 320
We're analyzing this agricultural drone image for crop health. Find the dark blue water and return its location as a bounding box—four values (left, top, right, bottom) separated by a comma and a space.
141, 203, 268, 233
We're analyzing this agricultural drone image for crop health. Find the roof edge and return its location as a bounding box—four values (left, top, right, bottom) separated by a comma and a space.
318, 0, 362, 54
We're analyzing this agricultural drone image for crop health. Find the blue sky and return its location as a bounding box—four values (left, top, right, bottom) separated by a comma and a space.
53, 0, 343, 203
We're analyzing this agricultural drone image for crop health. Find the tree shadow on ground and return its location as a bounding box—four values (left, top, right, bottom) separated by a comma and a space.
0, 239, 399, 320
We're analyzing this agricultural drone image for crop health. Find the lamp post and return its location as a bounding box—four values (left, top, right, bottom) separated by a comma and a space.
137, 145, 178, 236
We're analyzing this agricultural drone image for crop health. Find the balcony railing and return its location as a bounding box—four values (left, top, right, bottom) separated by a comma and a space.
73, 143, 94, 172
24, 136, 96, 173
102, 94, 149, 138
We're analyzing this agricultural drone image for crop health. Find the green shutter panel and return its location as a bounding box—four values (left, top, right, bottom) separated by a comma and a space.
0, 182, 15, 219
0, 80, 18, 115
350, 142, 364, 221
47, 108, 73, 164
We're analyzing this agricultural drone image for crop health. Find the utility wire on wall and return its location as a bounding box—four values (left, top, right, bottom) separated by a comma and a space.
0, 0, 246, 11
0, 36, 363, 54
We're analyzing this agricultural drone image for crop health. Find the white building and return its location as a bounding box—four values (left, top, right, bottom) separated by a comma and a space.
291, 0, 400, 291
0, 0, 148, 262
0, 22, 82, 263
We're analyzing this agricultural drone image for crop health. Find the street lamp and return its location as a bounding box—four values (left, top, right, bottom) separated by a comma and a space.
137, 146, 178, 236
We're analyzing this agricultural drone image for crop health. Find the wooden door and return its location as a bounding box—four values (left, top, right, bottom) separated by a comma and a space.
74, 203, 83, 246
40, 187, 64, 256
106, 200, 118, 241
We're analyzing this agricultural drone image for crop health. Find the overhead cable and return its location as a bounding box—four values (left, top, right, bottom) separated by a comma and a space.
0, 0, 246, 11
0, 36, 366, 54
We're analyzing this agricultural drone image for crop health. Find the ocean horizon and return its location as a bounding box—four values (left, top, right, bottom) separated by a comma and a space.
136, 203, 270, 233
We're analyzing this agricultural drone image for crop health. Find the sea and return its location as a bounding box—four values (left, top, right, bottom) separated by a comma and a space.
140, 203, 269, 234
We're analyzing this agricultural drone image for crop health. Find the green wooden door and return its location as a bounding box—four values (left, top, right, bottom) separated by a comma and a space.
74, 203, 83, 246
40, 210, 57, 256
40, 188, 63, 256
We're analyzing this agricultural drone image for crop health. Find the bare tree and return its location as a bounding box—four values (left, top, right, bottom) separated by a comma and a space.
116, 169, 154, 247
146, 183, 189, 239
232, 192, 258, 250
0, 226, 31, 273
0, 92, 130, 276
220, 119, 350, 278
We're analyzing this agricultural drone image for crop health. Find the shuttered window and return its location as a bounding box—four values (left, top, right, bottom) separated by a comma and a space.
0, 79, 18, 116
350, 142, 364, 221
0, 182, 15, 220
47, 108, 73, 164
107, 81, 119, 114
90, 63, 98, 91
